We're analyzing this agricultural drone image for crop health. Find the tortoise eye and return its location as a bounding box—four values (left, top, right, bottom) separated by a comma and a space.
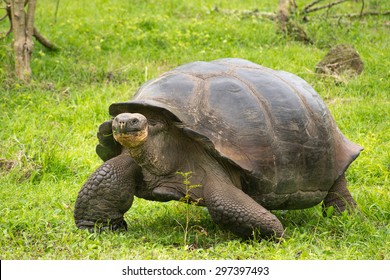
147, 119, 167, 135
148, 119, 158, 126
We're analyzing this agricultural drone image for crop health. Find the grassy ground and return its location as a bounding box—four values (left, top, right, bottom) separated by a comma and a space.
0, 0, 389, 259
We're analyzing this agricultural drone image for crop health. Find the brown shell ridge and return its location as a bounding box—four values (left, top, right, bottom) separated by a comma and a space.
252, 67, 321, 125
193, 76, 255, 171
256, 68, 344, 177
225, 68, 320, 177
267, 69, 363, 177
187, 70, 280, 176
225, 73, 279, 174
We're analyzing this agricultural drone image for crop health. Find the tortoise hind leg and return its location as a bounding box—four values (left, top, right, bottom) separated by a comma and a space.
323, 174, 357, 215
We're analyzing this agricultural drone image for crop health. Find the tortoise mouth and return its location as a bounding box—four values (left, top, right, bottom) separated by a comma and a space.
113, 127, 143, 136
113, 129, 148, 148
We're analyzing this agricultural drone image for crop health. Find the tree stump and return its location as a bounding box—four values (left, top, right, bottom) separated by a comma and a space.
10, 0, 36, 82
2, 0, 57, 82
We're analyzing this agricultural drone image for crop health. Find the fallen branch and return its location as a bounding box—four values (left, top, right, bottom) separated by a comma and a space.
241, 10, 277, 20
33, 27, 59, 50
303, 0, 325, 13
304, 0, 351, 14
332, 10, 390, 18
212, 7, 277, 20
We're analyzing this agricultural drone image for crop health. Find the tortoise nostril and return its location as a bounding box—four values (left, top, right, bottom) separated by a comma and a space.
119, 121, 126, 129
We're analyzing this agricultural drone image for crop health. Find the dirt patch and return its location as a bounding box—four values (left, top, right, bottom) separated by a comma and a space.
0, 158, 17, 172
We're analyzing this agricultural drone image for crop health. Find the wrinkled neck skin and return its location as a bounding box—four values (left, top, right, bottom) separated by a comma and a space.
124, 123, 241, 205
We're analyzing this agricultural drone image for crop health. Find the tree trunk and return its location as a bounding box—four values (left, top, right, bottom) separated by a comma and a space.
277, 0, 291, 32
10, 0, 36, 82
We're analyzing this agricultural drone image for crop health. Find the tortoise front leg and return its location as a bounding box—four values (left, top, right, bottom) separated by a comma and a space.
203, 178, 284, 240
74, 154, 143, 231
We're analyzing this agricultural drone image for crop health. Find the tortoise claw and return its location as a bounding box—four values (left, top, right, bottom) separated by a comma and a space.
76, 219, 128, 233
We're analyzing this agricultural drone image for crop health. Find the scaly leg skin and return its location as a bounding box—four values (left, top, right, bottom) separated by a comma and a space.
204, 179, 284, 240
323, 174, 357, 215
74, 154, 143, 231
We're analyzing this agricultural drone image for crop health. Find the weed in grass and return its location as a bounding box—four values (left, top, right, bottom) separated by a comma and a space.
175, 171, 206, 251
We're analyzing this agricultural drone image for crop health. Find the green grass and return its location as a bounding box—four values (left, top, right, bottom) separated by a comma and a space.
0, 0, 389, 259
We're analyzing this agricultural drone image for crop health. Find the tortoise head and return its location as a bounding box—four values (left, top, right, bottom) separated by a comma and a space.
112, 111, 186, 175
112, 113, 148, 148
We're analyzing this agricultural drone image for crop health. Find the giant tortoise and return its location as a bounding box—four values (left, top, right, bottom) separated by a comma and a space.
74, 58, 362, 239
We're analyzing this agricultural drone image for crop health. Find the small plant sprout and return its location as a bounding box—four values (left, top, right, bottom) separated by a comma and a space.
176, 171, 204, 250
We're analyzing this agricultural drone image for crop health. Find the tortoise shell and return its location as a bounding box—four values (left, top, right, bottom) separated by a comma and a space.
109, 58, 362, 209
